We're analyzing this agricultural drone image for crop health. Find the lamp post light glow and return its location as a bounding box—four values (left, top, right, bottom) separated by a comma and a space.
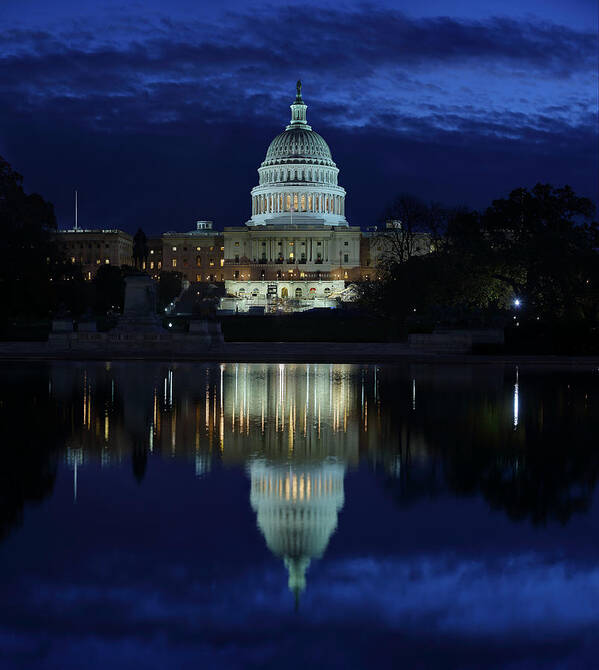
513, 298, 521, 308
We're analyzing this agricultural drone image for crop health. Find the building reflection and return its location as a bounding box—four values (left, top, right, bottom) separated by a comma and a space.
6, 360, 595, 595
250, 459, 345, 603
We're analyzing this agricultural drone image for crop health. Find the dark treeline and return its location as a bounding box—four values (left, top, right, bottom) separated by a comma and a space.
358, 185, 599, 352
0, 157, 183, 331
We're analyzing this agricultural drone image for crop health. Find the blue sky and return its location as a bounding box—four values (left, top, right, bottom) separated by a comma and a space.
0, 0, 596, 233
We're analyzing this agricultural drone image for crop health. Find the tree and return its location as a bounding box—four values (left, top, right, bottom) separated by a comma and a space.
481, 184, 598, 321
158, 271, 183, 310
0, 156, 62, 319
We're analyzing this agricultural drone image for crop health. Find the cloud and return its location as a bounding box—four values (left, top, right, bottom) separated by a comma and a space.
0, 6, 596, 231
1, 553, 598, 668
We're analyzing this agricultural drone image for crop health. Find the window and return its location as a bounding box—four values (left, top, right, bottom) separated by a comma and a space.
235, 255, 239, 263
220, 246, 224, 251
70, 257, 76, 264
158, 261, 162, 269
220, 259, 224, 267
209, 246, 214, 251
344, 271, 348, 278
289, 241, 294, 246
234, 241, 239, 247
196, 256, 201, 267
196, 246, 201, 251
344, 241, 348, 246
295, 287, 303, 298
172, 259, 177, 268
317, 241, 322, 246
96, 259, 101, 265
209, 259, 215, 267
172, 246, 177, 251
234, 271, 239, 279
183, 259, 188, 267
344, 254, 349, 262
196, 274, 201, 282
150, 261, 154, 270
262, 242, 266, 246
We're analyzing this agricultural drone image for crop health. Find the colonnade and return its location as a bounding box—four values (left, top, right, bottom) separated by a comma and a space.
252, 192, 345, 216
247, 237, 330, 263
259, 168, 336, 185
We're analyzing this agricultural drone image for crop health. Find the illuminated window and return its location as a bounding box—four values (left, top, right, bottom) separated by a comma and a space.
70, 257, 75, 263
344, 271, 348, 278
196, 256, 201, 267
158, 261, 162, 269
220, 246, 224, 251
289, 241, 294, 246
172, 259, 177, 268
209, 246, 214, 251
209, 260, 214, 267
234, 242, 239, 247
196, 246, 201, 251
150, 261, 154, 269
172, 246, 177, 251
196, 274, 201, 282
220, 259, 224, 267
96, 259, 101, 264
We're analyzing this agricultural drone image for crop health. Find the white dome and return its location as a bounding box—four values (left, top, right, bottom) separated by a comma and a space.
263, 128, 335, 167
248, 81, 347, 227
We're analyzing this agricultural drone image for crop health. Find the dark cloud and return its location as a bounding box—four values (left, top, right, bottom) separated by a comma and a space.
0, 6, 596, 233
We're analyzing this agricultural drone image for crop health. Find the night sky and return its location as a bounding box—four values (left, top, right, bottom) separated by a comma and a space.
0, 0, 597, 235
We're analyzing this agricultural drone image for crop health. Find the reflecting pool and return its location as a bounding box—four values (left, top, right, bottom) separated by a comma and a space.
1, 361, 598, 669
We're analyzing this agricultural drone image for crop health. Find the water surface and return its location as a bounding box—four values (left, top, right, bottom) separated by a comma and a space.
1, 362, 598, 669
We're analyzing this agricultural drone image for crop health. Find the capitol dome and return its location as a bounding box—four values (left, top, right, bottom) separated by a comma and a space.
248, 81, 348, 227
263, 128, 335, 167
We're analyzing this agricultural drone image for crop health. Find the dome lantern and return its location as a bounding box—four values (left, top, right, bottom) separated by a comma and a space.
287, 80, 311, 130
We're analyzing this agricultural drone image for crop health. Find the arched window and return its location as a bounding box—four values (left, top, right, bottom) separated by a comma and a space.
295, 287, 303, 298
293, 193, 298, 211
301, 194, 306, 211
324, 287, 331, 296
281, 287, 288, 298
286, 194, 291, 211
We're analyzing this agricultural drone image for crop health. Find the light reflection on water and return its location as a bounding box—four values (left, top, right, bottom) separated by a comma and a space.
1, 361, 598, 669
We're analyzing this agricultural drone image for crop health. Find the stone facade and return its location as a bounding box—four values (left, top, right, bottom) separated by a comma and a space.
54, 229, 133, 280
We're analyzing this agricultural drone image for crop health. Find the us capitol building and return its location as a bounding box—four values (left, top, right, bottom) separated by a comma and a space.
55, 82, 431, 312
